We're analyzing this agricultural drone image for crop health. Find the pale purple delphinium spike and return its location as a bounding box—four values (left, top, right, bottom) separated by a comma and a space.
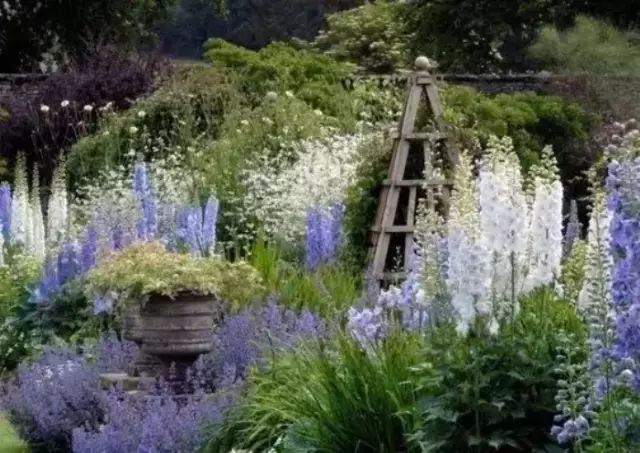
305, 207, 324, 270
133, 163, 157, 241
32, 255, 60, 303
57, 240, 80, 285
80, 224, 98, 272
305, 204, 344, 270
0, 182, 11, 241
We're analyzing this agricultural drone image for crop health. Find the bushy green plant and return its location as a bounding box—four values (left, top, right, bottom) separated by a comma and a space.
529, 16, 640, 122
411, 289, 586, 452
0, 251, 40, 322
250, 239, 360, 316
86, 242, 264, 309
204, 39, 355, 103
68, 65, 241, 186
312, 1, 413, 73
209, 331, 424, 452
530, 16, 640, 76
203, 39, 396, 125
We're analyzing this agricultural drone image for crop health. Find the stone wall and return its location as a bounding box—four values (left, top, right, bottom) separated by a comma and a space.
0, 73, 48, 104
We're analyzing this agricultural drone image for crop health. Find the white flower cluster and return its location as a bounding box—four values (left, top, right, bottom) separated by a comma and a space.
8, 154, 46, 260
242, 133, 374, 243
477, 137, 530, 321
444, 151, 492, 334
578, 192, 612, 316
524, 146, 564, 292
418, 137, 564, 335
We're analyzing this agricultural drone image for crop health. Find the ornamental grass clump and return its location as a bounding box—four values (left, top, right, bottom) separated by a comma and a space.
86, 242, 264, 313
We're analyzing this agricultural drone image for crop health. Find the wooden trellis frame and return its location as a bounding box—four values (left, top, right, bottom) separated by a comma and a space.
370, 57, 458, 283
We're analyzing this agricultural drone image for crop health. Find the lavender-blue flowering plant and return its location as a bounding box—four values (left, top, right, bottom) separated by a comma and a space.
0, 182, 11, 241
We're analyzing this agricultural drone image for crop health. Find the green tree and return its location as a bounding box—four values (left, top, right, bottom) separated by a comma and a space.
0, 0, 174, 72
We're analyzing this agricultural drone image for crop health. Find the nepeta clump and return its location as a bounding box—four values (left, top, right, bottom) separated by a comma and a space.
204, 301, 326, 386
72, 388, 225, 453
2, 346, 105, 452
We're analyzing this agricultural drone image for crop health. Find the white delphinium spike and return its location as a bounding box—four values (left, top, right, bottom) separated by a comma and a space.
30, 164, 46, 260
524, 146, 564, 292
477, 136, 529, 322
446, 151, 490, 335
10, 153, 30, 246
578, 192, 612, 316
47, 154, 69, 245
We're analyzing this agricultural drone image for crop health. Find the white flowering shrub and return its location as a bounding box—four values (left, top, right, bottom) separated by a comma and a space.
242, 132, 375, 243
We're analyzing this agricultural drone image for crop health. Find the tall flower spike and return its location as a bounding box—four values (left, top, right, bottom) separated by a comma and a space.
446, 151, 490, 335
47, 154, 68, 246
578, 190, 617, 399
524, 146, 563, 292
478, 136, 529, 322
30, 164, 46, 260
0, 182, 11, 241
305, 207, 324, 270
133, 163, 157, 241
10, 153, 30, 246
606, 152, 640, 392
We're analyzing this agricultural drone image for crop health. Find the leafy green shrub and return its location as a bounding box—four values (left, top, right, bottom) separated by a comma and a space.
412, 289, 586, 452
312, 1, 413, 73
203, 39, 396, 125
67, 65, 240, 187
209, 331, 424, 452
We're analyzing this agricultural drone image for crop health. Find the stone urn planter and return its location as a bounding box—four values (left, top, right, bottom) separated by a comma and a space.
140, 292, 216, 377
122, 305, 162, 377
123, 305, 143, 343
